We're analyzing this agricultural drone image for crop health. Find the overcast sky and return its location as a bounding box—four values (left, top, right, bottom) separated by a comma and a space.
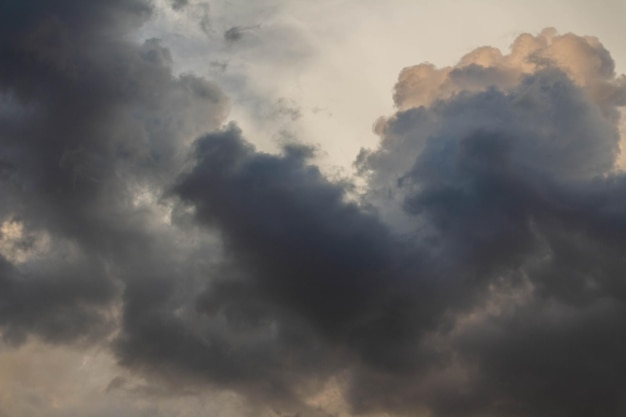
1, 1, 626, 417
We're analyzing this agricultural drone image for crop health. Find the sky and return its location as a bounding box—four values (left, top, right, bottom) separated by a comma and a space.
0, 1, 626, 417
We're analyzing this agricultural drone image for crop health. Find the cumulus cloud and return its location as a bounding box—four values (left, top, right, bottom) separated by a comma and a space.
392, 28, 626, 113
1, 1, 626, 416
0, 0, 228, 338
354, 29, 626, 417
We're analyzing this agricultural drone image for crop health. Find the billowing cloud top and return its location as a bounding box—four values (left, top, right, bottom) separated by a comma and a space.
1, 2, 626, 417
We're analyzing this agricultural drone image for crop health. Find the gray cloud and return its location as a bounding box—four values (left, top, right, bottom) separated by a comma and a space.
0, 0, 228, 349
2, 2, 626, 416
352, 32, 626, 417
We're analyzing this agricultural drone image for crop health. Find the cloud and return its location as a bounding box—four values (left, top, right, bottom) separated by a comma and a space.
352, 30, 626, 417
224, 25, 260, 43
0, 0, 228, 348
392, 28, 626, 114
1, 1, 626, 416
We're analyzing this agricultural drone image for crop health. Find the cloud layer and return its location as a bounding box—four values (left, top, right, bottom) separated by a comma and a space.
1, 2, 626, 417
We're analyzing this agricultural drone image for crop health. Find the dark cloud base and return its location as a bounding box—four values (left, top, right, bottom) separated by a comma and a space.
1, 2, 626, 417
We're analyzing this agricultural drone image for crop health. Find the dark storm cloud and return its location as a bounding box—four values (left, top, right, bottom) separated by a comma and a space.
165, 67, 626, 417
348, 32, 626, 417
116, 124, 435, 411
124, 29, 626, 417
1, 1, 349, 414
0, 0, 228, 347
3, 3, 626, 416
172, 125, 434, 350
